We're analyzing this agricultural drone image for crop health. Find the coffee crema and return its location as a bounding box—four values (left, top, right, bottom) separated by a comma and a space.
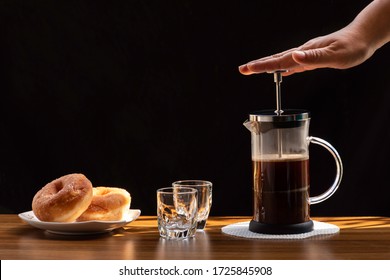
252, 154, 310, 225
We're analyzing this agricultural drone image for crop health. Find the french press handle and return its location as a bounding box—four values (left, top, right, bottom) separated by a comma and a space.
308, 136, 343, 204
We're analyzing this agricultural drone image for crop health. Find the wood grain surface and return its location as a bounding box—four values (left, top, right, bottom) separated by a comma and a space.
1, 215, 390, 260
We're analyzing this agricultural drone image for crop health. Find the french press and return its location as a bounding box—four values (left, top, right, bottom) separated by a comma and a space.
244, 71, 343, 234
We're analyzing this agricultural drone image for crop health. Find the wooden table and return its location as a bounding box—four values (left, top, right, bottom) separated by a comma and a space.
1, 215, 390, 260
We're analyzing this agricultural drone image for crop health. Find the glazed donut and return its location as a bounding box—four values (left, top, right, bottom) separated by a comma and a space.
32, 173, 93, 222
76, 187, 131, 221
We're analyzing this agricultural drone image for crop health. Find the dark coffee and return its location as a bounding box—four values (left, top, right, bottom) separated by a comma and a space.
252, 155, 310, 225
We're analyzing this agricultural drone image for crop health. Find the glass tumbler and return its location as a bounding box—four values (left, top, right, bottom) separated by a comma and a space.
157, 187, 198, 239
172, 180, 212, 230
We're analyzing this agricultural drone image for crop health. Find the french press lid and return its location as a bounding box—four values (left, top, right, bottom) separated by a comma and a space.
249, 109, 310, 122
248, 109, 310, 132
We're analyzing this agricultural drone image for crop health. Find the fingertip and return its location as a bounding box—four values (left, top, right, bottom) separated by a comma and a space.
238, 64, 251, 75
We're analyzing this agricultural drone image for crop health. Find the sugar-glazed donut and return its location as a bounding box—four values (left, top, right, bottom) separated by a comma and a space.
76, 187, 131, 221
32, 173, 93, 222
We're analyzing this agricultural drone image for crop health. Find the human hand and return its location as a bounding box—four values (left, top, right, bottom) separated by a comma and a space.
238, 27, 373, 76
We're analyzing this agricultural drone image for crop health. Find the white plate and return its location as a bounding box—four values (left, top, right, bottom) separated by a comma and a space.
18, 209, 141, 235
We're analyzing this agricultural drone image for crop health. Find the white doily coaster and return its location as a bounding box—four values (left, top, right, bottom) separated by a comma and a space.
221, 221, 339, 239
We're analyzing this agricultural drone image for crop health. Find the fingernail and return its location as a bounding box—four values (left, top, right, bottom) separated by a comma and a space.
238, 64, 247, 71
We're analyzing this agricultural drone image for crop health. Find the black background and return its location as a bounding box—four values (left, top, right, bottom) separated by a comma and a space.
0, 0, 389, 217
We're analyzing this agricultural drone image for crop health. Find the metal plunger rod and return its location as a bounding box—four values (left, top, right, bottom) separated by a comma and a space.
273, 71, 285, 115
272, 70, 287, 157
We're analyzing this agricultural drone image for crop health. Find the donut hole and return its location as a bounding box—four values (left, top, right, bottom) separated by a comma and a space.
53, 181, 64, 193
97, 188, 111, 196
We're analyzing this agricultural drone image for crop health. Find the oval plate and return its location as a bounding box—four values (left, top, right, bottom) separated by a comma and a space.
18, 209, 141, 235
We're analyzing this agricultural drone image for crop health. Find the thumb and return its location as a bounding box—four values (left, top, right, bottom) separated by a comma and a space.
292, 49, 327, 66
